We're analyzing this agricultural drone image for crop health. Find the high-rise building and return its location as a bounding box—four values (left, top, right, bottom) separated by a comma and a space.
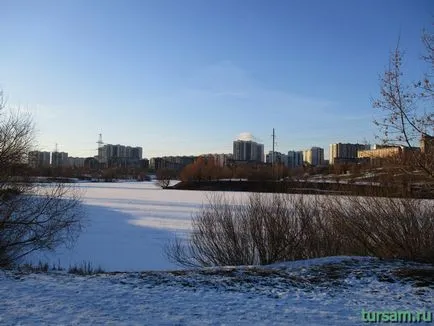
329, 143, 370, 164
266, 151, 288, 166
303, 147, 324, 166
51, 152, 69, 167
98, 143, 143, 167
67, 157, 86, 168
287, 151, 304, 168
28, 151, 51, 168
233, 140, 264, 162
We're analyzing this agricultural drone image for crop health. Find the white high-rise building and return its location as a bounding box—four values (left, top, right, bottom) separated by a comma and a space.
233, 140, 264, 163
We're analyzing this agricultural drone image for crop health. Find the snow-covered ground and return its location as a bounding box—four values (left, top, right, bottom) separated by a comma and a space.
1, 257, 433, 325
5, 183, 433, 325
31, 182, 249, 271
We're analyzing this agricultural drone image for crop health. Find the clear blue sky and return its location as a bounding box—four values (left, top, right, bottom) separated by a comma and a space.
1, 0, 432, 159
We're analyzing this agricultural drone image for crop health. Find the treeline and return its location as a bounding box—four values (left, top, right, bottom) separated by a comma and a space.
11, 164, 151, 182
170, 155, 429, 184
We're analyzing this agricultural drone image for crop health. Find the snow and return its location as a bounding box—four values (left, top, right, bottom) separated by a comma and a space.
1, 257, 432, 325
5, 183, 434, 325
30, 182, 249, 271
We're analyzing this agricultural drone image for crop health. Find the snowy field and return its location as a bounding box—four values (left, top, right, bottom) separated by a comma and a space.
3, 182, 433, 325
31, 181, 249, 271
1, 257, 433, 325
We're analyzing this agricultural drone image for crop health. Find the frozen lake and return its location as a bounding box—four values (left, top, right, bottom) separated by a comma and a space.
32, 182, 249, 271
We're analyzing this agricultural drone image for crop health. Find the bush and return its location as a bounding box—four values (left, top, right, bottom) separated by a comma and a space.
68, 261, 104, 275
166, 193, 434, 267
327, 196, 434, 263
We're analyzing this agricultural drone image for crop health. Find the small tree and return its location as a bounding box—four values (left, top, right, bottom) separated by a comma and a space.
0, 91, 83, 267
155, 168, 175, 188
373, 29, 434, 178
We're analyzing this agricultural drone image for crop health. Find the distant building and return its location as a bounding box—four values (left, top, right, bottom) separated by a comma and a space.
357, 145, 419, 161
233, 140, 264, 163
51, 152, 69, 168
67, 157, 86, 168
98, 144, 143, 167
139, 159, 149, 169
329, 143, 370, 165
303, 147, 324, 166
28, 151, 51, 168
265, 151, 288, 166
201, 153, 233, 167
84, 157, 99, 170
149, 156, 196, 171
287, 151, 304, 168
420, 133, 433, 154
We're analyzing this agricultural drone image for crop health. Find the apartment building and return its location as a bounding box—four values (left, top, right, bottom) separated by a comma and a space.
329, 143, 370, 165
67, 157, 86, 168
149, 156, 196, 171
265, 151, 288, 166
303, 147, 324, 166
28, 151, 51, 168
357, 145, 418, 160
98, 144, 143, 167
201, 153, 233, 167
287, 151, 304, 168
233, 140, 264, 163
51, 152, 69, 168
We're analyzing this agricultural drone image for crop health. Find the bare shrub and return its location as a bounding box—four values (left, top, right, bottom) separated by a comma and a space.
166, 193, 433, 267
68, 261, 104, 275
166, 193, 359, 267
327, 196, 434, 263
166, 194, 255, 267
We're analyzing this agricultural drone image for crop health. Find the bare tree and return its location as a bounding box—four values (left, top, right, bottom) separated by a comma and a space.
373, 29, 434, 178
155, 168, 175, 189
419, 28, 434, 99
0, 91, 84, 267
0, 184, 83, 267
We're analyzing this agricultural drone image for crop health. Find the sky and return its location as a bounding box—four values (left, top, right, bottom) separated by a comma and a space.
1, 0, 433, 159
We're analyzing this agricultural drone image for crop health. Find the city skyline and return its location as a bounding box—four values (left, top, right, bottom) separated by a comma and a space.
1, 1, 432, 158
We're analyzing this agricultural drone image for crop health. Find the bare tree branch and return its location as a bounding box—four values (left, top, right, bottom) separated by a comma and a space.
0, 91, 84, 268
